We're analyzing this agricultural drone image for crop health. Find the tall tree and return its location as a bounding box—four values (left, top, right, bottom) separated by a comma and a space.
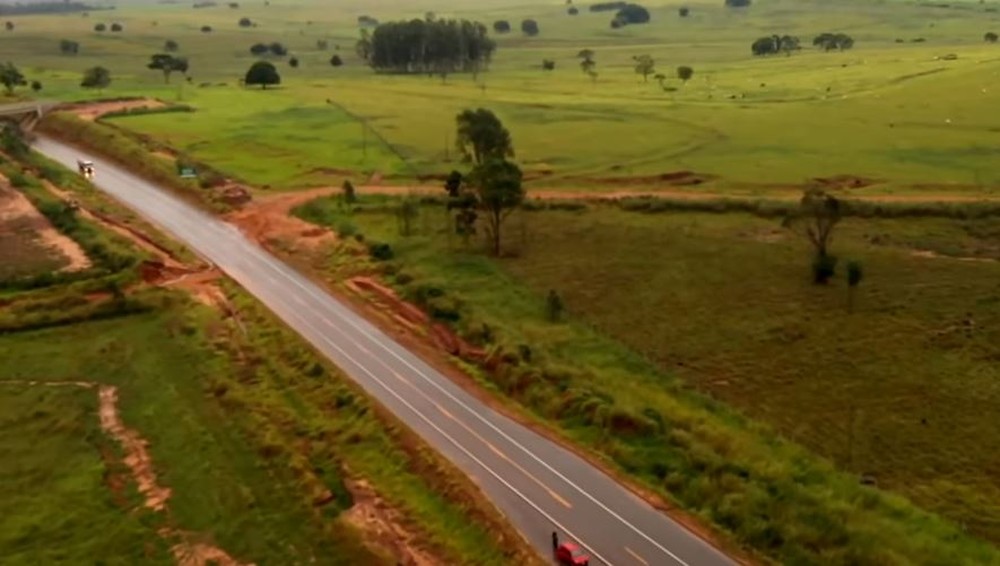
355, 28, 372, 63
633, 54, 655, 82
578, 49, 596, 75
244, 60, 280, 89
783, 188, 843, 284
676, 65, 693, 82
0, 62, 26, 95
469, 159, 525, 257
147, 53, 187, 83
455, 108, 514, 165
80, 65, 111, 93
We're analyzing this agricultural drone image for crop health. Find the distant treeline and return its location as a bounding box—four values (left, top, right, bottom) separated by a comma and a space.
590, 1, 627, 11
0, 1, 107, 15
367, 19, 495, 75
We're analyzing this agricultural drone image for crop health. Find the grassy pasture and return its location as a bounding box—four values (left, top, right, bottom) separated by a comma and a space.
0, 306, 377, 564
0, 384, 170, 565
294, 195, 1000, 556
0, 294, 522, 565
4, 0, 1000, 191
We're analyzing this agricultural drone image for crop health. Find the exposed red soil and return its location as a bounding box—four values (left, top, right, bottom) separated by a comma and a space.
226, 189, 336, 249
98, 385, 172, 511
68, 98, 166, 121
342, 477, 438, 566
812, 174, 879, 190
0, 178, 92, 272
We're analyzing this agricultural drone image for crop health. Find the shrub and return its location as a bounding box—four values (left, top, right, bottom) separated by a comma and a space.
493, 20, 511, 33
336, 220, 357, 237
812, 254, 837, 284
367, 242, 394, 261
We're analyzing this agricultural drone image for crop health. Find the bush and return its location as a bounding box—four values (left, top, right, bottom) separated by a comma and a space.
336, 220, 357, 238
492, 20, 511, 33
367, 242, 394, 261
812, 254, 837, 284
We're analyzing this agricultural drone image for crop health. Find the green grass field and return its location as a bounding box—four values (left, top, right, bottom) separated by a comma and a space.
0, 384, 171, 565
0, 289, 523, 565
5, 0, 1000, 191
293, 195, 1000, 559
0, 305, 380, 564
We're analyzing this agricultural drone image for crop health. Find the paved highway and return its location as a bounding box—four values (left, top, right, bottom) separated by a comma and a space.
35, 136, 737, 566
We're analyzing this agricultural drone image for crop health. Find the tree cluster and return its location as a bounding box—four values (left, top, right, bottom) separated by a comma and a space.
0, 1, 95, 16
250, 42, 287, 57
147, 53, 189, 83
364, 18, 495, 75
751, 34, 800, 56
81, 66, 111, 92
611, 4, 651, 28
59, 39, 81, 55
813, 32, 854, 51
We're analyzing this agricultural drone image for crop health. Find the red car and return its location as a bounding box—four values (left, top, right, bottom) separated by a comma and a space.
555, 541, 590, 566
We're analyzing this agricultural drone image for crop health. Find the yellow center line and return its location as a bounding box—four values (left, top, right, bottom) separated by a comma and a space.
386, 369, 572, 509
625, 546, 649, 566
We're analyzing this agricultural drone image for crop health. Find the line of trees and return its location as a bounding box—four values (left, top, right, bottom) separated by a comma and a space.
250, 42, 287, 56
813, 33, 855, 51
361, 18, 496, 75
751, 35, 800, 56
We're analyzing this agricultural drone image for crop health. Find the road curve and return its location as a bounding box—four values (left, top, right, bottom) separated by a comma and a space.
34, 136, 737, 566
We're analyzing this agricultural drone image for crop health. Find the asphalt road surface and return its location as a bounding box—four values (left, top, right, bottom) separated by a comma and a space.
35, 136, 737, 566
